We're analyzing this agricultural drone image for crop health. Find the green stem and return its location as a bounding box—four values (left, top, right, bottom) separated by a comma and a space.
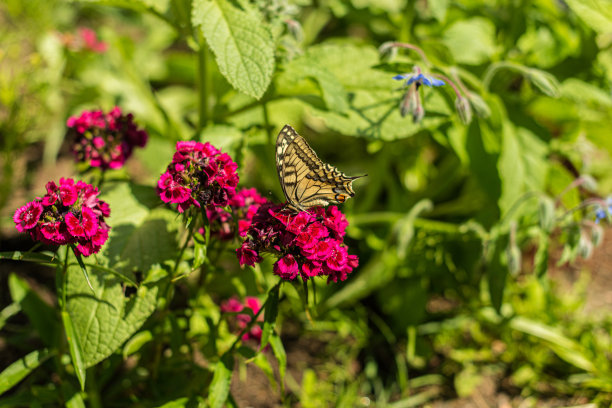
262, 102, 273, 146
482, 61, 527, 91
197, 34, 208, 133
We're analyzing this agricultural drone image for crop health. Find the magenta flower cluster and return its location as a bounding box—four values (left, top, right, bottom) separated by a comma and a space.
157, 141, 239, 213
237, 205, 358, 283
220, 296, 263, 342
206, 188, 268, 240
13, 178, 111, 256
67, 107, 148, 170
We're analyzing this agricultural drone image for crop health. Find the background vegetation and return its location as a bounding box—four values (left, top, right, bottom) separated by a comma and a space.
1, 0, 612, 406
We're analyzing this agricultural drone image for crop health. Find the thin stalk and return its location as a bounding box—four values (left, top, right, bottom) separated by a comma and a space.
262, 102, 273, 146
196, 34, 208, 133
482, 61, 527, 91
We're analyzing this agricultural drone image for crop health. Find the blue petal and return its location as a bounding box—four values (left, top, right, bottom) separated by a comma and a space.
430, 78, 446, 87
393, 74, 408, 81
595, 208, 606, 220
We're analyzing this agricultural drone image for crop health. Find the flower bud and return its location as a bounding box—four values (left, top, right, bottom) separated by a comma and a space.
455, 96, 473, 124
467, 93, 491, 118
378, 42, 398, 61
527, 69, 560, 97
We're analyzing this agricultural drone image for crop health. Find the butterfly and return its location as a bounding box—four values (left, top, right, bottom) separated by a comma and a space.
276, 125, 365, 212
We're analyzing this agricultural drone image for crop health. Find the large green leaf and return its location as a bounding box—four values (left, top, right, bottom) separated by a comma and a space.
65, 182, 175, 367
100, 183, 180, 281
65, 261, 168, 368
565, 0, 612, 35
284, 43, 452, 138
443, 17, 498, 65
192, 0, 275, 99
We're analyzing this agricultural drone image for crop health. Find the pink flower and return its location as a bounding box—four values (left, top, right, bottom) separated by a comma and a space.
78, 27, 107, 53
13, 202, 43, 232
157, 172, 191, 204
157, 141, 239, 213
237, 204, 358, 283
67, 107, 148, 170
12, 178, 110, 256
237, 242, 262, 267
273, 254, 299, 280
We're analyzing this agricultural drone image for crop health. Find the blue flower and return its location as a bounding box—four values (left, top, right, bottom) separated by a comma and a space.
393, 73, 445, 87
594, 196, 612, 224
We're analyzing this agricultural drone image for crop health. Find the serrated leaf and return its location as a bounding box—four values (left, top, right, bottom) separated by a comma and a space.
62, 311, 86, 390
100, 183, 180, 281
192, 0, 274, 99
66, 259, 168, 368
208, 356, 233, 408
0, 349, 53, 395
260, 284, 280, 349
279, 56, 349, 113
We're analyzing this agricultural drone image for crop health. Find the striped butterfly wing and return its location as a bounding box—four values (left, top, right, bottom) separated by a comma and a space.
276, 125, 363, 212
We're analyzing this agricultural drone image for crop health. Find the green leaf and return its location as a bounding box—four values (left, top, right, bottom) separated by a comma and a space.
66, 259, 168, 368
510, 316, 596, 373
192, 0, 275, 99
123, 330, 154, 359
260, 283, 280, 349
208, 355, 233, 408
278, 55, 349, 113
0, 251, 59, 265
443, 17, 498, 65
279, 43, 451, 139
534, 230, 549, 279
62, 311, 86, 390
252, 353, 277, 390
100, 183, 180, 281
269, 333, 286, 392
0, 349, 54, 396
487, 233, 509, 313
8, 274, 59, 347
565, 0, 612, 34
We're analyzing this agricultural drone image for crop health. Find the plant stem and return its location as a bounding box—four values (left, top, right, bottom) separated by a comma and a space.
197, 33, 208, 133
482, 61, 526, 91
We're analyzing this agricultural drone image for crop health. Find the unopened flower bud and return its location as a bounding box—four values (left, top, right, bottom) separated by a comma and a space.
455, 96, 473, 124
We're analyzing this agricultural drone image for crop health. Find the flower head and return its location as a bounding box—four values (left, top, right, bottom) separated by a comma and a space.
157, 141, 239, 213
237, 204, 358, 283
595, 197, 612, 224
221, 296, 263, 342
13, 178, 111, 256
59, 27, 107, 53
67, 107, 148, 170
393, 72, 445, 87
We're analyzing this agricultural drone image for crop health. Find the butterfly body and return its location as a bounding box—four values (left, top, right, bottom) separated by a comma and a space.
276, 125, 364, 212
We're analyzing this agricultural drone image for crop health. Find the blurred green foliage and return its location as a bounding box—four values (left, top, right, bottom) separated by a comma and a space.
1, 0, 612, 406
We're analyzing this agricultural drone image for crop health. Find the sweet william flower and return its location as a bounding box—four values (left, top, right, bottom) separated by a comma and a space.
13, 178, 111, 256
67, 107, 148, 171
237, 204, 358, 283
157, 141, 239, 213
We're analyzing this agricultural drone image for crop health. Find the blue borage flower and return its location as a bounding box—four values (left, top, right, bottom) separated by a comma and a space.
393, 73, 445, 87
595, 197, 612, 224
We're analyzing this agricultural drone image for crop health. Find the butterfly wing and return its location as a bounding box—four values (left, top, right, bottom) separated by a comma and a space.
276, 125, 363, 211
